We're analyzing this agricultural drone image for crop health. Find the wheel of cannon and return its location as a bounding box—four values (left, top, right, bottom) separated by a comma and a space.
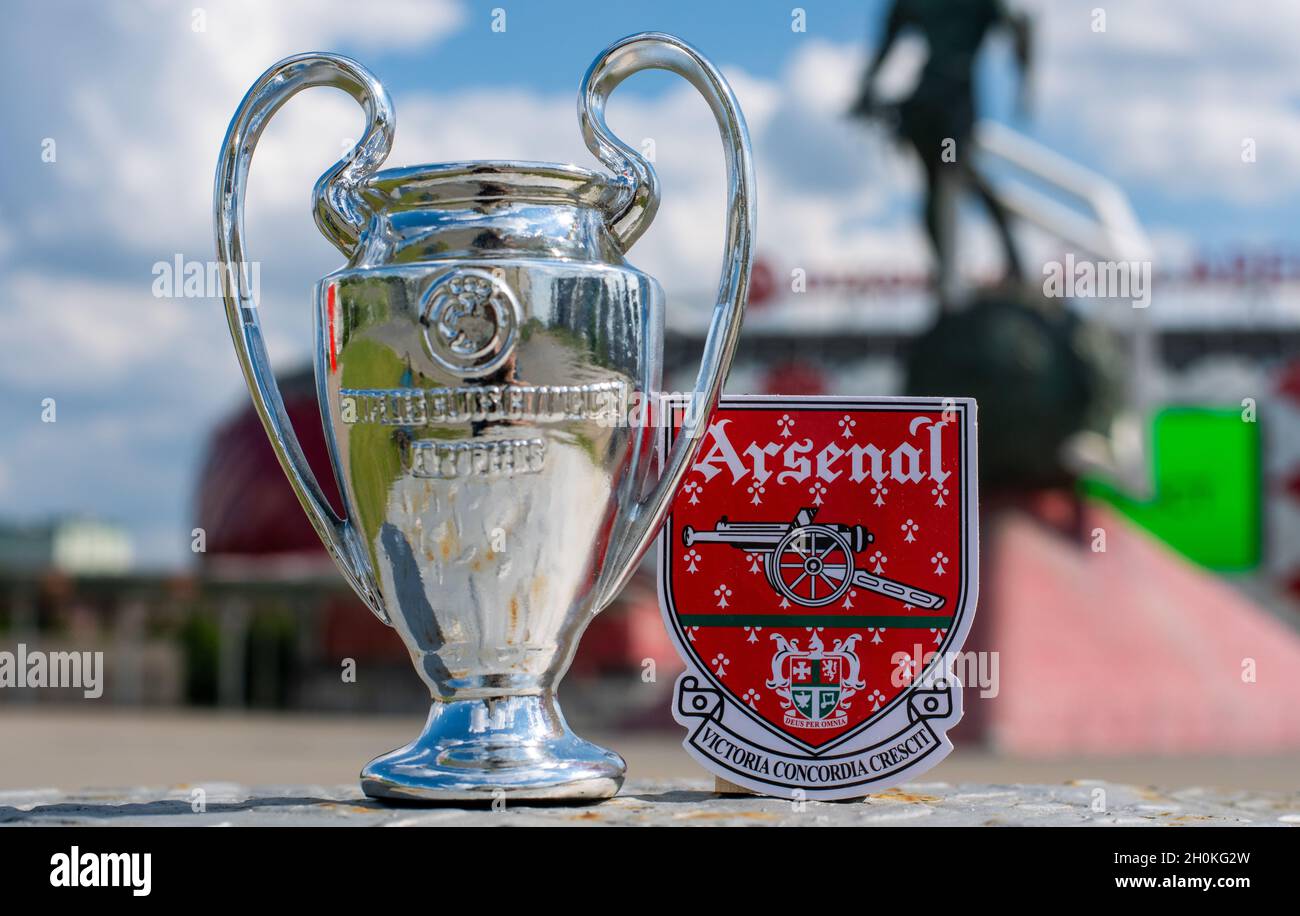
766, 525, 854, 608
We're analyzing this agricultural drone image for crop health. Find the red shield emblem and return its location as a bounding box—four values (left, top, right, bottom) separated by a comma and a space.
659, 396, 978, 798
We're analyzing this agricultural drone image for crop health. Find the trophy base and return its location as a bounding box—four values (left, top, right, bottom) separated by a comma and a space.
360, 694, 625, 803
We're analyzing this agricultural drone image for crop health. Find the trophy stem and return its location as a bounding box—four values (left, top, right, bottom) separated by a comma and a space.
360, 693, 625, 803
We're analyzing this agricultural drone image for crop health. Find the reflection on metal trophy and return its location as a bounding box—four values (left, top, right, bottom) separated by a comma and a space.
214, 33, 754, 800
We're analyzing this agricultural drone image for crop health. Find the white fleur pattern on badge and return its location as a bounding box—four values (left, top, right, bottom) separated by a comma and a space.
932, 484, 949, 507
870, 483, 889, 506
743, 625, 763, 644
747, 483, 765, 505
711, 653, 730, 676
745, 551, 762, 574
931, 551, 948, 576
901, 518, 918, 542
684, 548, 701, 573
838, 414, 856, 438
683, 479, 702, 505
868, 550, 888, 574
777, 414, 795, 438
742, 688, 760, 708
714, 584, 732, 607
809, 481, 827, 505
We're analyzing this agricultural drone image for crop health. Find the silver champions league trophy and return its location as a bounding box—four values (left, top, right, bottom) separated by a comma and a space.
214, 33, 754, 800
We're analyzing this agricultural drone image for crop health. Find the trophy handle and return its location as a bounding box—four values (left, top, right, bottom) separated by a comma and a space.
214, 54, 394, 624
579, 33, 755, 610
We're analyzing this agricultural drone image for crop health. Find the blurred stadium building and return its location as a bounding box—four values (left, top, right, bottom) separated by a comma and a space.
4, 117, 1300, 757
4, 254, 1300, 757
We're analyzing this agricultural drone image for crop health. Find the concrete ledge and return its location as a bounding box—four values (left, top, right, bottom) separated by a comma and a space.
2, 780, 1297, 826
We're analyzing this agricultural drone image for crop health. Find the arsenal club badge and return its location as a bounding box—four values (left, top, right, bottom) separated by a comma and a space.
658, 396, 979, 799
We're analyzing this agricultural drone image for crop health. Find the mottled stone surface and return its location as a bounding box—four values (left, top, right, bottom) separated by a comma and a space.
1, 780, 1297, 826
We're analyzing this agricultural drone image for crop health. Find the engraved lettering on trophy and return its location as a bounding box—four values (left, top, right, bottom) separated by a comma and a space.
409, 438, 547, 479
419, 269, 522, 377
339, 381, 628, 427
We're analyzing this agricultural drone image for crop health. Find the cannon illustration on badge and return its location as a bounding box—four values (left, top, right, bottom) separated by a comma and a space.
682, 508, 946, 609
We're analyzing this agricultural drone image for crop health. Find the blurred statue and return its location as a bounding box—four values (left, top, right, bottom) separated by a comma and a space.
851, 0, 1032, 303
850, 2, 1118, 492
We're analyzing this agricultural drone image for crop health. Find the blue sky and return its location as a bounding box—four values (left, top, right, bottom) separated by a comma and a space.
2, 0, 1299, 566
326, 0, 1300, 249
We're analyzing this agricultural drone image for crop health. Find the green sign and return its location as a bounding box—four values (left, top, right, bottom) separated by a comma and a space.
1083, 407, 1261, 571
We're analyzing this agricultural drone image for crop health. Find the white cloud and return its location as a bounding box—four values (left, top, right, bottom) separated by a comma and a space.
375, 37, 926, 297
0, 273, 191, 384
0, 13, 936, 564
29, 0, 464, 256
8, 0, 1295, 564
1034, 0, 1300, 202
3, 0, 470, 402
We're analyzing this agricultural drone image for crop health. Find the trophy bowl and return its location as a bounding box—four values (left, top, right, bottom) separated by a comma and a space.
214, 33, 754, 801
